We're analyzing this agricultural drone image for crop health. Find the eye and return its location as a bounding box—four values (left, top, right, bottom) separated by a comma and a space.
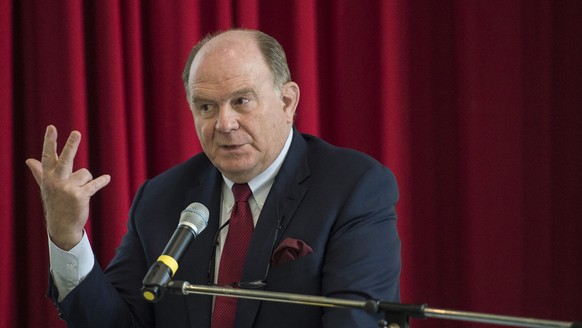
196, 103, 217, 116
233, 97, 250, 107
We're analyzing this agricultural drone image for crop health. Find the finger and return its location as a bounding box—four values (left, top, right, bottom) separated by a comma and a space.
25, 159, 43, 186
82, 174, 111, 197
41, 125, 58, 170
55, 130, 82, 176
70, 168, 93, 186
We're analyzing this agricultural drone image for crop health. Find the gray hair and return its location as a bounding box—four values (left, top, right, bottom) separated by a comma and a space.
182, 29, 291, 100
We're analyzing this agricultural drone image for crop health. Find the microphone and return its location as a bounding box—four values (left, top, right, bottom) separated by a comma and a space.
141, 202, 209, 302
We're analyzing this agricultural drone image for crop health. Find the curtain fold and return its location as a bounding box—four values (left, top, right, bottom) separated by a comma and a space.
2, 1, 581, 327
0, 1, 14, 327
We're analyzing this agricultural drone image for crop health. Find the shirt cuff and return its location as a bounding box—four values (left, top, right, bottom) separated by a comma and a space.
48, 231, 95, 301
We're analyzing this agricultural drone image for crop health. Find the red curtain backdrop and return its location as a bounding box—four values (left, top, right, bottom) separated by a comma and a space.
2, 1, 581, 327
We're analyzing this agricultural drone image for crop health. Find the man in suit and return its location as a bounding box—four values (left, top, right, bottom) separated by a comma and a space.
26, 29, 401, 327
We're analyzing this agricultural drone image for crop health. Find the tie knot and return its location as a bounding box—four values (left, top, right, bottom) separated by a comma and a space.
232, 183, 252, 202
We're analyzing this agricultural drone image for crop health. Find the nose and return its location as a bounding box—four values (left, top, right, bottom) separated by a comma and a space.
215, 105, 239, 133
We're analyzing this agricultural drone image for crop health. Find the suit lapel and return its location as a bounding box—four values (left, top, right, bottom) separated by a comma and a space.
178, 163, 223, 328
235, 129, 310, 328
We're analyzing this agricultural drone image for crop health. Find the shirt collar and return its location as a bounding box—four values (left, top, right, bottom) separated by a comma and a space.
222, 128, 293, 208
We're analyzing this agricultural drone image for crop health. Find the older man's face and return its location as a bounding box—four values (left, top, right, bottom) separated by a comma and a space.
187, 32, 298, 183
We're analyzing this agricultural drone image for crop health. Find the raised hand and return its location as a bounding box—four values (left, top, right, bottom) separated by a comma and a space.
26, 125, 111, 251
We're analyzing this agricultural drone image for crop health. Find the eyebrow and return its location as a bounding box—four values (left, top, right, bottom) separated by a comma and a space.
190, 87, 257, 104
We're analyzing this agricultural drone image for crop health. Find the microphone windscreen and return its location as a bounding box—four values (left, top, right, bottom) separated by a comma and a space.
179, 202, 209, 236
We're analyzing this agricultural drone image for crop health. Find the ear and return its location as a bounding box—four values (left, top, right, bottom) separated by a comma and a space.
280, 81, 300, 123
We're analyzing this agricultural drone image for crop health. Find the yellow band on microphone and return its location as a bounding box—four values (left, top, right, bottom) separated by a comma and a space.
157, 255, 179, 276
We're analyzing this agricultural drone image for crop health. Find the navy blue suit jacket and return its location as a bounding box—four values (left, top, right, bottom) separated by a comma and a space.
49, 129, 401, 327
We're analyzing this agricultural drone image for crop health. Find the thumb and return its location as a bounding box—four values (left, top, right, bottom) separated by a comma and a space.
25, 159, 43, 186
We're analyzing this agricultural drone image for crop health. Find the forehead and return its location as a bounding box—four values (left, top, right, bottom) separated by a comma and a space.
188, 34, 273, 97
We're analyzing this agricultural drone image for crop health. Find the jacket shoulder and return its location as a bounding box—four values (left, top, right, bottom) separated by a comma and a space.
301, 133, 393, 175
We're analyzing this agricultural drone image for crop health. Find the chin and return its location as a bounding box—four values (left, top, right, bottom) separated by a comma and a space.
217, 162, 256, 178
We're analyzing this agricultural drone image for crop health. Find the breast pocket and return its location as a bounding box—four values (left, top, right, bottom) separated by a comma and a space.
265, 252, 321, 293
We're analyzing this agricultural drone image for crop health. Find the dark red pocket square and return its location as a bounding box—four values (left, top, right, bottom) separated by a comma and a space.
270, 237, 314, 266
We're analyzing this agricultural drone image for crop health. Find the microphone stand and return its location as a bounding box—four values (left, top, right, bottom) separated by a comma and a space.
163, 280, 580, 328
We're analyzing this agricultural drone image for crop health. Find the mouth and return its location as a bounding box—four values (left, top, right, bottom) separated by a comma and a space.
220, 144, 245, 151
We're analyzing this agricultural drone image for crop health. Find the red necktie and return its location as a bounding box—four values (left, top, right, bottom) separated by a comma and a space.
212, 183, 254, 328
